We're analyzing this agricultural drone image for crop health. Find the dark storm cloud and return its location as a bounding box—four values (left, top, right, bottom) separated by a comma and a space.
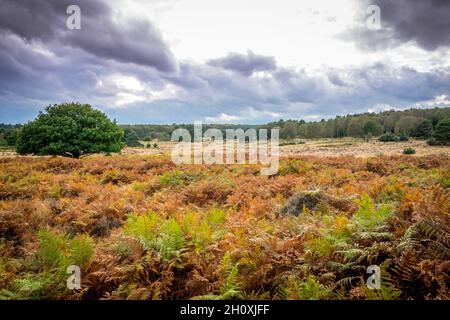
0, 1, 449, 124
207, 51, 277, 76
0, 0, 175, 71
346, 0, 450, 51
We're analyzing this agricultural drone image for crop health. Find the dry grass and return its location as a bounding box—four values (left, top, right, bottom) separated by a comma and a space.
281, 138, 450, 157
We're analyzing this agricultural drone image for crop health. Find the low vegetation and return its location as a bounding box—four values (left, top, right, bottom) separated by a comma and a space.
0, 153, 448, 300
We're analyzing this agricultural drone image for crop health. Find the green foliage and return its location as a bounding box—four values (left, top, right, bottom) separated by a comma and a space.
16, 103, 124, 158
70, 235, 94, 268
193, 253, 243, 300
280, 121, 299, 139
353, 195, 392, 230
379, 132, 399, 142
124, 213, 185, 261
305, 236, 335, 258
219, 263, 242, 299
125, 209, 227, 260
398, 133, 409, 141
412, 119, 433, 139
1, 272, 58, 300
403, 147, 416, 155
278, 160, 299, 176
429, 117, 450, 145
363, 120, 381, 136
363, 280, 402, 300
159, 170, 195, 188
11, 230, 95, 300
440, 176, 450, 189
123, 129, 143, 147
37, 229, 93, 270
124, 212, 160, 245
4, 129, 19, 146
37, 229, 69, 269
155, 218, 186, 261
206, 208, 227, 227
395, 115, 420, 135
295, 275, 332, 300
305, 215, 352, 258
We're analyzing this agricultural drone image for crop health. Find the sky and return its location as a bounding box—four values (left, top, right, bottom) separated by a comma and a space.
0, 0, 450, 124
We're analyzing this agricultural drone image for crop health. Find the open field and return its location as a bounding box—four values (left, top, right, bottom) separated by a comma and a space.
120, 138, 450, 158
0, 139, 449, 300
281, 138, 450, 157
1, 138, 449, 159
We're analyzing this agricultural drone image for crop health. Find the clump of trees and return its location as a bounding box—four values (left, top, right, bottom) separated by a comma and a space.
16, 103, 124, 158
123, 128, 143, 147
269, 107, 450, 140
0, 124, 20, 148
114, 107, 450, 142
427, 118, 450, 146
379, 132, 400, 142
412, 119, 433, 139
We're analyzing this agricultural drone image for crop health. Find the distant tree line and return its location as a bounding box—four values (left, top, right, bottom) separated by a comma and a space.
2, 107, 450, 149
269, 107, 450, 140
120, 107, 450, 145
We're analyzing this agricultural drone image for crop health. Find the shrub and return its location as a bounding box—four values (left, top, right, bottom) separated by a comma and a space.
16, 103, 124, 158
353, 195, 392, 230
379, 133, 399, 142
403, 148, 416, 155
398, 133, 409, 141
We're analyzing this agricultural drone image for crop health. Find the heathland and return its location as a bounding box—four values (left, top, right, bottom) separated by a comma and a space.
0, 140, 449, 299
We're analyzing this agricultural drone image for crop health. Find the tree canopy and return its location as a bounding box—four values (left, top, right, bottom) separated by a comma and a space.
430, 117, 450, 145
16, 103, 124, 158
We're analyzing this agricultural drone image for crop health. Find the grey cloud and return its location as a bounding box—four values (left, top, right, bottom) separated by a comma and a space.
0, 0, 107, 41
0, 0, 175, 72
0, 0, 449, 125
2, 32, 450, 124
345, 0, 450, 51
207, 50, 277, 76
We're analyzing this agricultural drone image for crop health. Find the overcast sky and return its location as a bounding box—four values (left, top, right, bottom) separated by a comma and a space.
1, 0, 449, 124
